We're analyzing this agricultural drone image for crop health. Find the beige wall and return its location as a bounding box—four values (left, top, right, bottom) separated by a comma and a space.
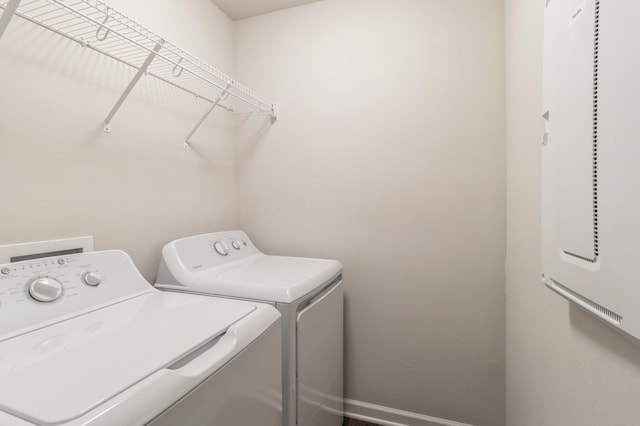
234, 1, 506, 424
0, 0, 236, 280
8, 0, 640, 423
505, 0, 640, 424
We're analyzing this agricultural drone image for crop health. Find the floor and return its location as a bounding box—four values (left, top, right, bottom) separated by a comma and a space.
343, 418, 384, 426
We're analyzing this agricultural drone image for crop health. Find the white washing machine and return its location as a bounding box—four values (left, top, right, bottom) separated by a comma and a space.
156, 230, 343, 426
0, 246, 282, 425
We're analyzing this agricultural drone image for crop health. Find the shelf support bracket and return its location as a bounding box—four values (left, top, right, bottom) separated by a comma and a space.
184, 83, 231, 149
0, 0, 22, 40
103, 40, 164, 133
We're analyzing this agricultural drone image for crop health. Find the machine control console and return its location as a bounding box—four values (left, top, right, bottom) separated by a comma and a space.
207, 233, 254, 264
169, 231, 260, 272
0, 250, 152, 338
212, 239, 247, 256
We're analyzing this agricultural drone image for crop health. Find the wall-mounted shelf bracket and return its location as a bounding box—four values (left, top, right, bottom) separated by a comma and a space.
0, 0, 20, 39
103, 40, 164, 133
184, 83, 232, 148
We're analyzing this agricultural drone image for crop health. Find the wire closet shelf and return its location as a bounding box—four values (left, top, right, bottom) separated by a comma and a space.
0, 0, 278, 145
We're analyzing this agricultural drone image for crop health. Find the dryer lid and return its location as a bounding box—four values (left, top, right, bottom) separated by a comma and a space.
0, 292, 254, 425
180, 255, 342, 303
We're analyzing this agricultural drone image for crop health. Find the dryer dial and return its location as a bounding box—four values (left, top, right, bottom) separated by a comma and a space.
214, 241, 229, 256
28, 277, 63, 303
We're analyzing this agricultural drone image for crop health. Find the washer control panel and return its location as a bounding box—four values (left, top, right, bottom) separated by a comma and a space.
0, 250, 152, 338
169, 230, 261, 272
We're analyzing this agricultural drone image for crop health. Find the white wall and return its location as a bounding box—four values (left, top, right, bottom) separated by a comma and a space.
0, 0, 236, 280
234, 1, 506, 425
505, 0, 640, 424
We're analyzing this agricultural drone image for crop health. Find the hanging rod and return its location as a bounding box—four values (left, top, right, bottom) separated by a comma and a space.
0, 0, 279, 138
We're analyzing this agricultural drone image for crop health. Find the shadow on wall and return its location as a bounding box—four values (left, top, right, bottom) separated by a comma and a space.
236, 112, 274, 165
569, 304, 640, 366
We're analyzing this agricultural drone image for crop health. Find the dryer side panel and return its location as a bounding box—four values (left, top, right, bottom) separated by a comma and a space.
296, 281, 343, 426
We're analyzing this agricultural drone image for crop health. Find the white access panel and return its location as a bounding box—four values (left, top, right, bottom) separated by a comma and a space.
542, 0, 640, 339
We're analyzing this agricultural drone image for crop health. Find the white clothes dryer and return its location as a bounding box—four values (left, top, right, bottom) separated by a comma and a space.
0, 248, 282, 426
156, 230, 343, 426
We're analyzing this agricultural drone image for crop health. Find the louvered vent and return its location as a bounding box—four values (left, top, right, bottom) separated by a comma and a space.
561, 0, 600, 264
592, 0, 600, 259
550, 279, 622, 325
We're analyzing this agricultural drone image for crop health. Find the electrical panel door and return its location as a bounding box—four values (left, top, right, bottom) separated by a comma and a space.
542, 0, 640, 340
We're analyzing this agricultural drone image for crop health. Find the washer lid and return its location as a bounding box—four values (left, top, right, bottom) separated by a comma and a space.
179, 255, 342, 303
0, 292, 254, 425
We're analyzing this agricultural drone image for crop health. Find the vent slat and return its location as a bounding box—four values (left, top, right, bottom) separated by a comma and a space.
550, 279, 622, 325
592, 0, 600, 258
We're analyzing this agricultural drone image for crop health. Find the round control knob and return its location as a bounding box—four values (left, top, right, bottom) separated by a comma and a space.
232, 240, 241, 250
28, 277, 63, 303
213, 241, 229, 256
82, 271, 104, 286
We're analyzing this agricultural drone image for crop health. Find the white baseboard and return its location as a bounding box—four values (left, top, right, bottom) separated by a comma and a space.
343, 399, 476, 426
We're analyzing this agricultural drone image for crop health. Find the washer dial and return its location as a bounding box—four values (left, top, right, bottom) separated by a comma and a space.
28, 277, 63, 303
82, 271, 104, 286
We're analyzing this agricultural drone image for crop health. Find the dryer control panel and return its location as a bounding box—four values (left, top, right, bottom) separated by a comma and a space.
167, 230, 262, 272
0, 250, 153, 339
